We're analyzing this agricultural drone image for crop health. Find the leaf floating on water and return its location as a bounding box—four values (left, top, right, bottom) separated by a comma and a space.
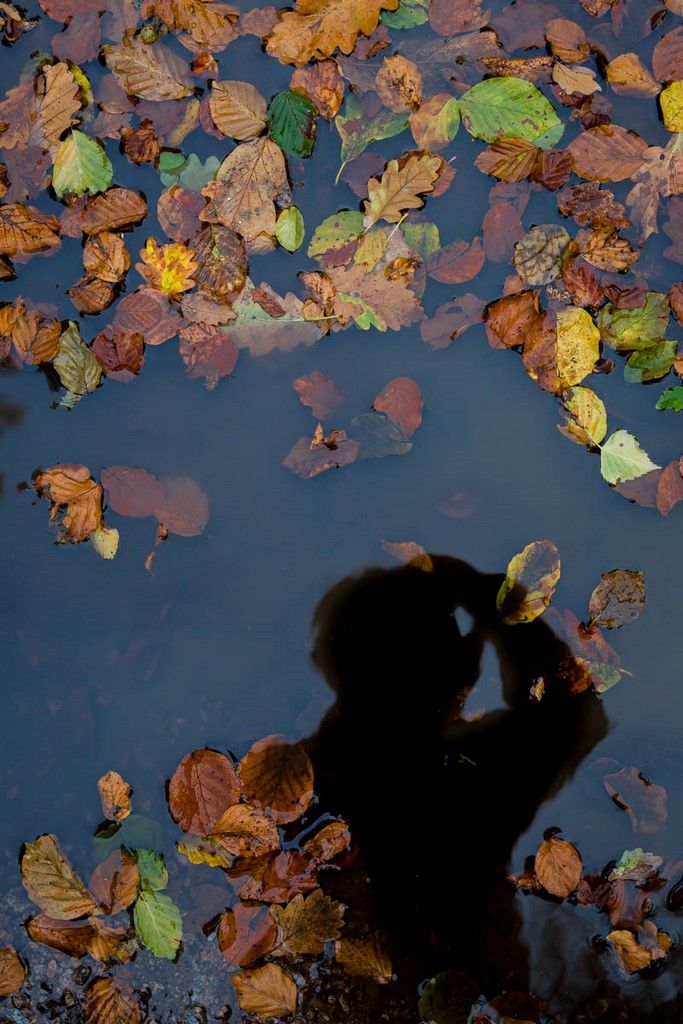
168, 748, 241, 837
363, 152, 441, 225
209, 79, 268, 140
239, 735, 314, 824
52, 131, 113, 199
459, 77, 564, 147
608, 847, 663, 884
656, 385, 683, 411
372, 377, 423, 437
137, 238, 197, 297
218, 904, 278, 967
335, 936, 392, 983
267, 90, 318, 158
54, 321, 102, 404
559, 386, 607, 447
302, 820, 351, 862
496, 540, 561, 625
608, 924, 671, 974
103, 38, 193, 101
97, 770, 132, 822
600, 431, 660, 486
0, 946, 25, 997
83, 976, 141, 1024
587, 569, 646, 630
265, 0, 399, 66
293, 371, 344, 420
35, 464, 103, 543
233, 962, 298, 1018
512, 224, 571, 286
381, 539, 433, 572
211, 803, 280, 859
133, 891, 182, 959
276, 206, 305, 252
271, 889, 345, 956
603, 766, 668, 834
534, 836, 582, 898
88, 849, 140, 914
21, 834, 101, 920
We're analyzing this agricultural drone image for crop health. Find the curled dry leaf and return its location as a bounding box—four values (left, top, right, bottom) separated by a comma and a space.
335, 936, 392, 983
218, 904, 278, 967
168, 748, 241, 837
233, 963, 298, 1018
211, 803, 280, 858
21, 834, 100, 920
88, 848, 140, 914
0, 946, 25, 997
35, 465, 103, 543
496, 540, 561, 625
534, 836, 582, 898
27, 914, 95, 957
588, 569, 646, 630
97, 770, 132, 822
603, 766, 668, 834
83, 976, 141, 1024
381, 539, 433, 572
239, 735, 314, 824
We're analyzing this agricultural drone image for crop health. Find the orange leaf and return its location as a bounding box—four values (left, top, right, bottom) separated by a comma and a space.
168, 748, 241, 836
239, 735, 314, 824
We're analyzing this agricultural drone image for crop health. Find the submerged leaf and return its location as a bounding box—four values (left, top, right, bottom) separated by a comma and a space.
588, 570, 646, 630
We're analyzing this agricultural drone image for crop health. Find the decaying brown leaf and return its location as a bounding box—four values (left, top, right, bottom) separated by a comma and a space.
168, 748, 241, 836
534, 836, 582, 898
372, 377, 423, 436
230, 849, 319, 904
272, 889, 344, 956
21, 834, 100, 920
35, 465, 103, 543
103, 38, 193, 101
239, 735, 314, 824
293, 371, 344, 420
588, 569, 646, 630
567, 125, 648, 183
608, 924, 671, 974
303, 821, 351, 862
374, 54, 422, 113
83, 976, 140, 1024
497, 540, 561, 625
265, 0, 398, 66
209, 80, 267, 140
212, 803, 280, 858
218, 904, 278, 967
364, 153, 441, 225
88, 848, 140, 914
97, 770, 132, 822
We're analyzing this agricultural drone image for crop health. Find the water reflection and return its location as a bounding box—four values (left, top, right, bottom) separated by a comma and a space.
0, 392, 23, 497
306, 556, 608, 993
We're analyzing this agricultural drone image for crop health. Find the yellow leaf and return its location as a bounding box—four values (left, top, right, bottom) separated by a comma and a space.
496, 540, 561, 625
137, 238, 197, 296
558, 386, 607, 447
90, 525, 120, 560
364, 153, 442, 224
661, 81, 683, 133
555, 306, 600, 388
265, 0, 398, 67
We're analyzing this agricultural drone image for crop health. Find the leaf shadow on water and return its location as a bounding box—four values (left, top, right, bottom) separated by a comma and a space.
304, 554, 608, 1000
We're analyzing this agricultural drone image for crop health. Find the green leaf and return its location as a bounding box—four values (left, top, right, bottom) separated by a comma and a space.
458, 77, 564, 148
350, 412, 413, 459
336, 93, 408, 165
52, 131, 112, 199
307, 210, 363, 259
600, 430, 660, 485
276, 206, 305, 252
656, 385, 683, 411
381, 0, 428, 28
159, 152, 220, 191
134, 849, 168, 892
403, 222, 441, 260
624, 340, 677, 383
54, 322, 101, 407
267, 90, 318, 157
93, 814, 165, 862
134, 891, 182, 959
598, 292, 670, 352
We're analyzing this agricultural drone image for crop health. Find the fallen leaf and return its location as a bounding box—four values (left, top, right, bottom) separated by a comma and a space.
293, 371, 343, 420
588, 569, 646, 629
567, 125, 648, 182
88, 848, 140, 914
21, 833, 100, 919
474, 136, 540, 182
364, 153, 441, 225
97, 771, 132, 822
137, 238, 197, 297
608, 925, 671, 974
374, 54, 422, 113
265, 0, 398, 66
335, 935, 392, 982
604, 766, 668, 833
600, 431, 660, 486
497, 540, 561, 625
168, 748, 241, 836
83, 233, 130, 283
35, 464, 103, 543
545, 18, 589, 62
52, 131, 113, 199
290, 61, 345, 120
372, 377, 423, 436
512, 224, 571, 285
233, 963, 297, 1018
54, 322, 102, 404
0, 946, 25, 996
459, 77, 563, 147
239, 735, 314, 824
154, 477, 209, 536
212, 803, 280, 858
534, 836, 582, 898
218, 904, 278, 967
83, 976, 140, 1024
103, 38, 193, 101
427, 237, 485, 284
230, 849, 319, 903
271, 889, 344, 956
559, 386, 607, 447
606, 54, 660, 98
303, 821, 351, 862
0, 203, 61, 260
26, 914, 95, 958
133, 890, 182, 959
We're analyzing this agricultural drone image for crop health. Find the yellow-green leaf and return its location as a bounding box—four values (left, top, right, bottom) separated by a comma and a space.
556, 306, 600, 388
52, 131, 113, 199
661, 81, 683, 133
559, 386, 607, 447
90, 526, 120, 560
276, 206, 305, 252
600, 430, 660, 485
496, 540, 561, 625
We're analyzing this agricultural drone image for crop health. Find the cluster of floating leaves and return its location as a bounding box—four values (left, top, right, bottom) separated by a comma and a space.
3, 0, 683, 541
0, 735, 396, 1021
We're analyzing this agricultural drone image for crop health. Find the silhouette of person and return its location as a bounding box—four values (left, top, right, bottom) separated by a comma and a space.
304, 555, 608, 996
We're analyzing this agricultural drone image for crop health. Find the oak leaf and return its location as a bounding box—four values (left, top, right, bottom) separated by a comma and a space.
97, 770, 132, 822
534, 836, 582, 897
233, 963, 297, 1018
240, 735, 314, 824
137, 238, 197, 297
168, 748, 241, 836
265, 0, 399, 67
21, 833, 100, 919
364, 152, 441, 224
35, 464, 103, 542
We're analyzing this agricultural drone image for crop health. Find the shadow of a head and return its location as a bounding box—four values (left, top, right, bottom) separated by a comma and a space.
305, 555, 608, 991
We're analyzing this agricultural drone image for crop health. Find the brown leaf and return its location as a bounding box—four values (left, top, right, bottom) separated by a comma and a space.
325, 263, 424, 331
563, 260, 604, 308
290, 61, 345, 119
82, 233, 130, 284
233, 963, 297, 1018
588, 569, 646, 629
154, 476, 209, 536
0, 946, 25, 997
83, 976, 140, 1024
147, 0, 238, 51
380, 540, 433, 572
239, 734, 314, 824
103, 38, 193, 101
420, 294, 485, 350
97, 770, 132, 821
114, 287, 181, 347
293, 371, 344, 420
179, 324, 239, 385
157, 185, 205, 243
0, 203, 60, 260
576, 225, 638, 272
303, 821, 351, 862
102, 466, 163, 518
534, 836, 582, 898
283, 429, 359, 478
475, 137, 540, 183
21, 834, 100, 919
656, 460, 683, 516
35, 465, 103, 543
92, 326, 145, 382
9, 303, 61, 364
200, 137, 290, 252
552, 63, 601, 96
218, 904, 278, 967
545, 18, 589, 62
429, 0, 488, 35
26, 914, 94, 957
88, 849, 140, 914
335, 935, 392, 982
606, 53, 660, 98
484, 290, 543, 350
567, 125, 648, 183
374, 54, 422, 113
608, 925, 671, 974
604, 766, 668, 834
230, 849, 319, 903
120, 120, 161, 165
212, 803, 280, 858
373, 377, 423, 436
265, 0, 398, 66
209, 80, 267, 140
364, 153, 441, 224
530, 149, 572, 192
87, 920, 131, 963
272, 889, 344, 956
653, 25, 683, 82
557, 181, 630, 229
68, 278, 115, 315
427, 237, 484, 284
192, 224, 248, 301
60, 188, 148, 238
51, 11, 100, 64
490, 0, 558, 51
482, 203, 524, 262
168, 748, 241, 836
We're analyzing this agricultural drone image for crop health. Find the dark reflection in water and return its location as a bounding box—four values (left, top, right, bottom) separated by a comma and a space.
306, 557, 607, 994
